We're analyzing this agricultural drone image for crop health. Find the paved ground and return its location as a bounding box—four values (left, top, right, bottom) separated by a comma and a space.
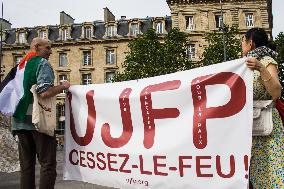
0, 150, 116, 189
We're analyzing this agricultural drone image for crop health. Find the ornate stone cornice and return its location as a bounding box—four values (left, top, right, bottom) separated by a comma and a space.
167, 0, 269, 5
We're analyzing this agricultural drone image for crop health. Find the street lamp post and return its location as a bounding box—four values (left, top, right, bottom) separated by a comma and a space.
220, 0, 227, 62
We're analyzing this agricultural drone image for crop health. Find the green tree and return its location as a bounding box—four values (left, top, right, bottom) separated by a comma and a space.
201, 26, 242, 66
274, 32, 284, 63
274, 32, 284, 99
113, 28, 195, 82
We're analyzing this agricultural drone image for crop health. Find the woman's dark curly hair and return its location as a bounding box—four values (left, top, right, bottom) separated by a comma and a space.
245, 28, 269, 48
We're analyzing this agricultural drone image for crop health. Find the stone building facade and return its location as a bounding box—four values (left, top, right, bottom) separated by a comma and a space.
167, 0, 273, 61
0, 9, 172, 133
0, 0, 273, 133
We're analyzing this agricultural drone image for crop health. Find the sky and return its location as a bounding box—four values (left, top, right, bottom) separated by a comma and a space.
3, 0, 284, 38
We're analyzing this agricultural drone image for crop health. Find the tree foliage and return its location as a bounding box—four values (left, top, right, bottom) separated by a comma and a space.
274, 32, 284, 63
201, 26, 242, 66
113, 28, 195, 82
274, 32, 284, 99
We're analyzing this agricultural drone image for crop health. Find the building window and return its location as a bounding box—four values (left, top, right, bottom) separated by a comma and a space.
39, 31, 47, 39
57, 121, 65, 135
58, 104, 65, 117
59, 74, 68, 93
82, 73, 92, 85
156, 22, 163, 34
59, 53, 68, 67
18, 32, 26, 44
1, 33, 6, 42
187, 44, 196, 60
61, 28, 69, 40
83, 51, 92, 66
105, 72, 115, 83
106, 25, 116, 37
106, 49, 115, 65
215, 15, 223, 29
57, 104, 65, 134
186, 16, 194, 31
84, 27, 92, 38
59, 74, 68, 83
245, 13, 254, 28
15, 56, 23, 65
130, 23, 139, 36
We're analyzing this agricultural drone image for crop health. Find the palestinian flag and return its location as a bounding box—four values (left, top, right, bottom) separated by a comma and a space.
0, 52, 42, 121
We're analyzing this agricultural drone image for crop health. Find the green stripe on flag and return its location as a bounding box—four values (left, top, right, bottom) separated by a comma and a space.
13, 56, 42, 121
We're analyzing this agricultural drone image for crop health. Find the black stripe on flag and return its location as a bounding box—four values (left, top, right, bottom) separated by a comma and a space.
0, 66, 18, 93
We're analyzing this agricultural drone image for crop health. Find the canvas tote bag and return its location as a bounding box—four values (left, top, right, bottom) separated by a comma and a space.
30, 85, 56, 136
253, 100, 274, 136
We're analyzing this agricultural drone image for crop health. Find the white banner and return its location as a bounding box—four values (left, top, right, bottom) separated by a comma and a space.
63, 58, 253, 189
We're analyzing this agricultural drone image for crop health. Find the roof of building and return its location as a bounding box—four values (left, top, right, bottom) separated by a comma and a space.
3, 16, 172, 45
0, 18, 12, 25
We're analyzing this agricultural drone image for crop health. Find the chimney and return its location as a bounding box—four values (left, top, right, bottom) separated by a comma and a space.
0, 18, 12, 30
60, 11, 75, 25
104, 7, 115, 22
